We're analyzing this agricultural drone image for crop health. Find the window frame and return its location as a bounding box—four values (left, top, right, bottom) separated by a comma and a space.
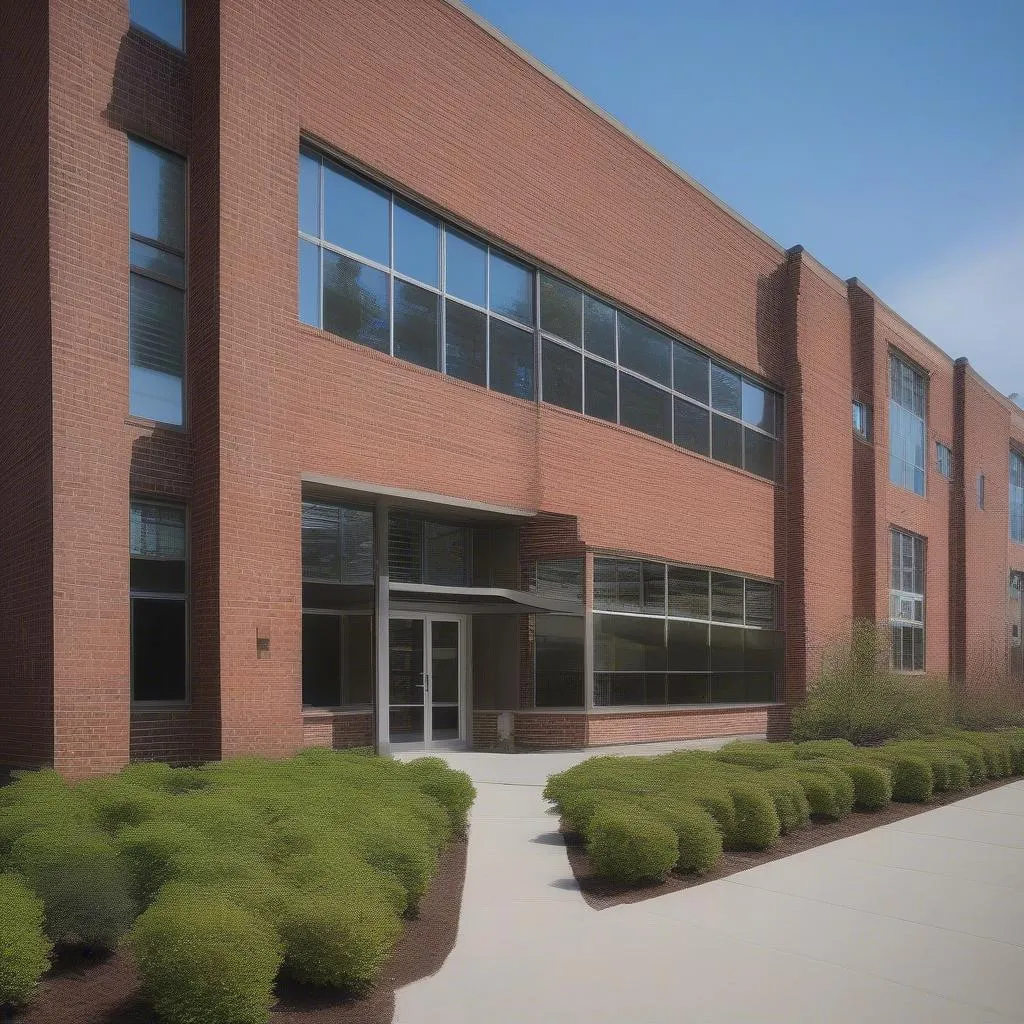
128, 135, 188, 429
936, 441, 952, 480
592, 554, 781, 709
298, 142, 783, 482
1010, 449, 1024, 545
300, 607, 375, 711
129, 498, 189, 706
852, 400, 871, 440
888, 352, 927, 497
889, 527, 926, 673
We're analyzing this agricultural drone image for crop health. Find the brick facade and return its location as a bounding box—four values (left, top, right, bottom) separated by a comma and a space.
2, 0, 1022, 777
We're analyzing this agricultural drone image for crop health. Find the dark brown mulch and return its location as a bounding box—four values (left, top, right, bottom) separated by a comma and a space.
566, 776, 1020, 911
9, 840, 467, 1024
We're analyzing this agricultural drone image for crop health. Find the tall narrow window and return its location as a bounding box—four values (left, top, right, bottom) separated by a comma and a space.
889, 354, 926, 495
129, 138, 186, 425
890, 529, 925, 672
130, 0, 184, 50
936, 442, 952, 480
130, 501, 188, 701
1011, 450, 1024, 544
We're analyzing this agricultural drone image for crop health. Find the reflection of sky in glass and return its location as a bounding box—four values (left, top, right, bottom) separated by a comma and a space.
489, 251, 534, 325
324, 164, 389, 265
131, 367, 182, 425
445, 231, 486, 307
394, 203, 439, 287
130, 0, 184, 49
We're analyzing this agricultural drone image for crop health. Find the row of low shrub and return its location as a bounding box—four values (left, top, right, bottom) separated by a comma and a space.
0, 750, 474, 1022
544, 728, 1024, 885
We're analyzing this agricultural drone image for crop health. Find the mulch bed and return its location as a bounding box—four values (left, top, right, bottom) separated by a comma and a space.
565, 776, 1019, 911
8, 840, 467, 1024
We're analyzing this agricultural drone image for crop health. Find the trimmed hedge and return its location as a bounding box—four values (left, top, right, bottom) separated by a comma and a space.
586, 807, 679, 883
546, 729, 1023, 883
0, 873, 52, 1008
130, 894, 284, 1024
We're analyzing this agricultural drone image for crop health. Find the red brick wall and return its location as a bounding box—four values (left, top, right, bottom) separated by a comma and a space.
588, 707, 774, 746
0, 0, 55, 769
515, 713, 588, 750
301, 711, 374, 750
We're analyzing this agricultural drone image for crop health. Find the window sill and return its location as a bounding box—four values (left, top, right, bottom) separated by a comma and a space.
131, 700, 189, 711
125, 415, 187, 434
590, 702, 783, 715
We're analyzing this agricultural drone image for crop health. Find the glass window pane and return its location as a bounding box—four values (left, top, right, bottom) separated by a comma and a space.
711, 573, 744, 623
424, 522, 469, 586
130, 273, 184, 425
594, 614, 665, 671
132, 599, 187, 701
711, 363, 742, 417
542, 339, 582, 412
323, 162, 390, 265
673, 342, 709, 403
535, 615, 585, 708
445, 229, 486, 306
342, 615, 373, 705
130, 0, 184, 49
302, 614, 341, 707
667, 566, 709, 619
130, 239, 185, 286
710, 625, 744, 671
584, 358, 616, 423
744, 629, 783, 674
322, 249, 390, 352
674, 398, 710, 457
394, 201, 439, 287
489, 251, 534, 325
667, 619, 709, 671
594, 673, 646, 707
618, 313, 670, 385
712, 414, 743, 468
583, 294, 616, 360
666, 673, 709, 704
302, 501, 341, 581
389, 515, 422, 583
445, 300, 486, 387
129, 139, 185, 251
744, 428, 776, 481
489, 319, 534, 400
340, 507, 374, 584
299, 149, 320, 237
130, 502, 186, 561
394, 279, 440, 370
130, 558, 187, 593
594, 558, 642, 612
642, 562, 666, 614
710, 673, 753, 703
741, 380, 776, 434
540, 274, 582, 346
744, 580, 776, 627
620, 373, 671, 442
298, 239, 320, 327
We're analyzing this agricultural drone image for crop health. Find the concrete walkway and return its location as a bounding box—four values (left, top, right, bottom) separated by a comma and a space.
395, 741, 1024, 1024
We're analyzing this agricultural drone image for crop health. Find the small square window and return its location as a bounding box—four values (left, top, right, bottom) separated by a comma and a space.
853, 400, 870, 439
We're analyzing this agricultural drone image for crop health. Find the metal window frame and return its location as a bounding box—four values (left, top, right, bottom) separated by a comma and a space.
888, 527, 927, 672
300, 607, 375, 711
129, 497, 189, 707
888, 351, 928, 497
297, 141, 784, 480
1010, 449, 1024, 545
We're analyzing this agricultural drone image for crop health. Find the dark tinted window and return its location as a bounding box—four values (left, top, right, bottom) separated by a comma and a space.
712, 414, 743, 468
130, 274, 185, 424
618, 313, 670, 385
584, 294, 616, 360
540, 275, 582, 346
489, 320, 534, 400
620, 373, 671, 442
668, 566, 709, 619
594, 614, 666, 671
299, 239, 320, 326
445, 301, 487, 387
711, 364, 742, 417
394, 279, 439, 370
742, 380, 776, 434
129, 139, 186, 251
711, 573, 744, 623
322, 250, 390, 352
673, 342, 709, 403
744, 428, 776, 481
132, 600, 187, 701
674, 398, 710, 457
535, 615, 585, 708
667, 619, 709, 671
594, 558, 642, 612
584, 358, 617, 423
542, 340, 582, 412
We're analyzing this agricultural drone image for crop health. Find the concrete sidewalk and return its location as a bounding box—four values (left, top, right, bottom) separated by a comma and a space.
395, 743, 1024, 1024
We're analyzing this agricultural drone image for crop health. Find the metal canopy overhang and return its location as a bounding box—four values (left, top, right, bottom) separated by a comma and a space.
301, 475, 536, 525
388, 582, 582, 615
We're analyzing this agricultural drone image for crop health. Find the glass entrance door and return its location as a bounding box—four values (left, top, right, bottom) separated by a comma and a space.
388, 615, 463, 747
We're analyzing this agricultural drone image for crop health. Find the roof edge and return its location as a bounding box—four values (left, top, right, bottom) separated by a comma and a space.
442, 0, 785, 256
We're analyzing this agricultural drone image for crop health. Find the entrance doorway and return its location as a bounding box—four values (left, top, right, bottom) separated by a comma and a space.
388, 614, 465, 748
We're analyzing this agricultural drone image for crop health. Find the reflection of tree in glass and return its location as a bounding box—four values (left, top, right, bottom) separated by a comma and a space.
323, 252, 389, 351
156, 156, 186, 252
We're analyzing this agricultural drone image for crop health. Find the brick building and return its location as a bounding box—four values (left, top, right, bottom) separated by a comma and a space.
1, 0, 1022, 778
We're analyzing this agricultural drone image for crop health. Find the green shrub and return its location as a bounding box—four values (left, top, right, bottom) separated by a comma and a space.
956, 731, 1015, 778
116, 820, 211, 904
0, 873, 52, 1007
8, 827, 137, 949
405, 757, 476, 835
759, 774, 811, 833
791, 621, 950, 744
869, 753, 933, 802
797, 761, 856, 816
782, 770, 845, 820
77, 776, 166, 833
716, 741, 795, 771
840, 762, 892, 810
586, 807, 678, 883
725, 783, 781, 850
0, 771, 89, 865
794, 739, 859, 760
276, 889, 402, 992
646, 799, 722, 874
130, 894, 283, 1024
690, 787, 738, 845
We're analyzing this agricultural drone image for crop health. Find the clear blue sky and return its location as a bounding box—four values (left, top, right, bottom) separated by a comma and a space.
464, 0, 1024, 396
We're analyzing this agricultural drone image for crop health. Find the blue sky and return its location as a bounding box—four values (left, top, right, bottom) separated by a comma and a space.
464, 0, 1024, 397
